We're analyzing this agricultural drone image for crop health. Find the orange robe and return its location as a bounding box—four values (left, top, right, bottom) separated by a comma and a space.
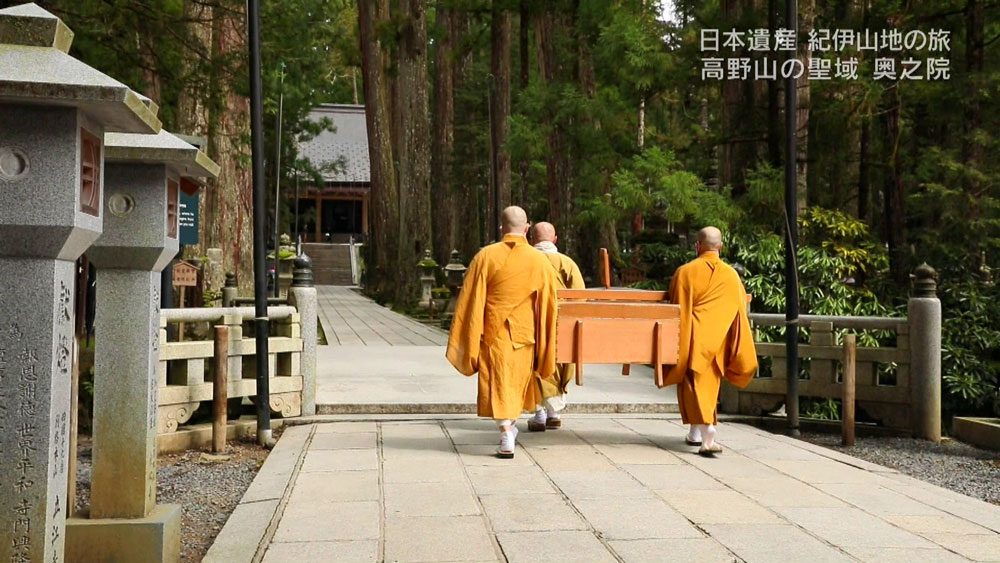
662, 252, 758, 425
446, 234, 560, 419
538, 249, 585, 400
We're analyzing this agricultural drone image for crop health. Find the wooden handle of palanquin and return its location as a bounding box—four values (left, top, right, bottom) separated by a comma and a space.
600, 248, 611, 289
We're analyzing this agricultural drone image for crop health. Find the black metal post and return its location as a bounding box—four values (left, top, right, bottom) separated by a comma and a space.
784, 0, 800, 437
272, 69, 284, 298
248, 0, 272, 446
294, 169, 300, 243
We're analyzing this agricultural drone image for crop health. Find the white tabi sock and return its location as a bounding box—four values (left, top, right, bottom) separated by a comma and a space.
700, 424, 717, 449
687, 425, 702, 442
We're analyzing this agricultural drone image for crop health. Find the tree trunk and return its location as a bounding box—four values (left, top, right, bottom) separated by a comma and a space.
795, 0, 814, 211
453, 9, 481, 263
856, 0, 871, 223
186, 1, 253, 292
963, 0, 984, 196
517, 0, 530, 207
395, 0, 434, 306
858, 112, 870, 222
719, 0, 760, 194
881, 81, 906, 284
358, 0, 400, 302
766, 0, 781, 166
431, 3, 457, 266
489, 1, 512, 242
534, 7, 572, 240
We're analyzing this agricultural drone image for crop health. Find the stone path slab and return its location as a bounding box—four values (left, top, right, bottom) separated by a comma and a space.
212, 415, 1000, 563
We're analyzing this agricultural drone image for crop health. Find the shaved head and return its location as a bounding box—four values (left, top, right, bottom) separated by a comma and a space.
529, 221, 557, 243
697, 226, 723, 252
501, 206, 529, 236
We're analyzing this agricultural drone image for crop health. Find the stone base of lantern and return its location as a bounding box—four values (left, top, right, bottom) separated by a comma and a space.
65, 504, 182, 563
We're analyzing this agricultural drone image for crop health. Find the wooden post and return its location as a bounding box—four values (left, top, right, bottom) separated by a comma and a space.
67, 336, 80, 516
574, 320, 584, 385
600, 248, 611, 289
177, 286, 186, 342
842, 333, 856, 446
621, 364, 630, 376
212, 325, 230, 453
653, 321, 664, 387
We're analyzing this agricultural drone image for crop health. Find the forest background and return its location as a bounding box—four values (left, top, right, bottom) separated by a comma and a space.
13, 0, 999, 421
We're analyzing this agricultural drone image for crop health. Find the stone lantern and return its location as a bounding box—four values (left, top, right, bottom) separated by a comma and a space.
66, 129, 219, 562
418, 249, 438, 311
441, 250, 467, 329
0, 4, 160, 563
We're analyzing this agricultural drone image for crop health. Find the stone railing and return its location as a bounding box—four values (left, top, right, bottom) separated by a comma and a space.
721, 315, 911, 429
157, 306, 303, 434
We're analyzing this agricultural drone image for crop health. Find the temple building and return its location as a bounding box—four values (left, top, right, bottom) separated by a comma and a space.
295, 103, 369, 243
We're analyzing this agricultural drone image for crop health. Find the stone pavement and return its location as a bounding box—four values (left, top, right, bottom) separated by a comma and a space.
314, 286, 679, 413
206, 415, 1000, 563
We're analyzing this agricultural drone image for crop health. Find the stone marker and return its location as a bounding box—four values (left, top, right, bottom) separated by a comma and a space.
0, 4, 160, 562
65, 129, 219, 562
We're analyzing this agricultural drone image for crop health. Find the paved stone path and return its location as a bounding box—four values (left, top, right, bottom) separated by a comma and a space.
317, 285, 448, 346
207, 415, 1000, 563
314, 285, 679, 413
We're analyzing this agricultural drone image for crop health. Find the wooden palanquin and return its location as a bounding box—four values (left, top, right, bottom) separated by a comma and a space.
555, 288, 681, 387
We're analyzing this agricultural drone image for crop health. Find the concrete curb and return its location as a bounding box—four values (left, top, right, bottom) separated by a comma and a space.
316, 402, 680, 415
202, 425, 314, 563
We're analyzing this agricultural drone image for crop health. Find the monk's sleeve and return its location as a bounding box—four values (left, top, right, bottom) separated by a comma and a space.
446, 254, 486, 376
568, 261, 585, 290
723, 282, 759, 388
661, 266, 691, 388
533, 268, 559, 381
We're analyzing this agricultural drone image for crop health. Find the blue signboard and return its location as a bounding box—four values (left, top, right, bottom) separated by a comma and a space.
179, 191, 199, 246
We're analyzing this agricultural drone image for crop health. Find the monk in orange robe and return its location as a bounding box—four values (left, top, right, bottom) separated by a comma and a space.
446, 206, 560, 458
662, 226, 758, 456
527, 221, 585, 431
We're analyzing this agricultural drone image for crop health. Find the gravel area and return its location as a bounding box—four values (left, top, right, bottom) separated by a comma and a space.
74, 431, 279, 563
801, 432, 1000, 505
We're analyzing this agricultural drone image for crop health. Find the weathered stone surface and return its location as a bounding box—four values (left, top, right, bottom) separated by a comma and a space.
479, 494, 587, 532
201, 499, 279, 563
658, 490, 783, 524
0, 4, 73, 52
773, 507, 936, 548
104, 129, 220, 179
384, 516, 495, 562
575, 497, 702, 540
288, 285, 317, 415
0, 258, 75, 563
385, 481, 480, 517
496, 531, 617, 563
89, 163, 177, 271
703, 523, 857, 563
290, 471, 379, 503
263, 540, 378, 563
272, 501, 379, 543
608, 539, 736, 563
0, 105, 105, 259
65, 504, 181, 563
90, 269, 161, 518
301, 448, 378, 472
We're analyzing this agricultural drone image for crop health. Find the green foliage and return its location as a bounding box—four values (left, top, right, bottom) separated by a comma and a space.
801, 398, 841, 421
610, 147, 743, 230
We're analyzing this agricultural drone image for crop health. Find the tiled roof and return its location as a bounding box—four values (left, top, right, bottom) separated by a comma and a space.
298, 104, 370, 183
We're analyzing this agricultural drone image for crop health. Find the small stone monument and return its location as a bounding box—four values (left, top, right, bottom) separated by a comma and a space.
417, 249, 438, 311
67, 129, 219, 562
0, 4, 160, 562
441, 250, 467, 329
